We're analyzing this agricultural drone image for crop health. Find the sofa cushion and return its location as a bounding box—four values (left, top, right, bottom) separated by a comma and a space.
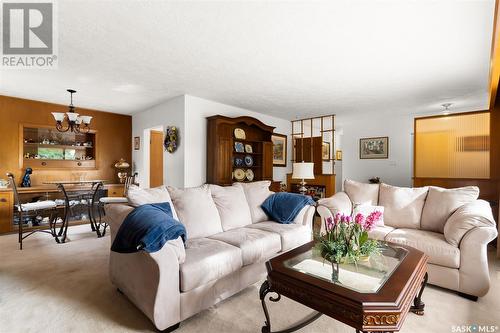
421, 186, 479, 233
379, 183, 428, 229
344, 179, 379, 205
385, 228, 460, 269
167, 185, 223, 239
127, 185, 179, 220
247, 221, 311, 251
233, 181, 273, 223
180, 238, 242, 292
353, 204, 385, 226
209, 184, 252, 231
209, 228, 281, 266
368, 225, 394, 241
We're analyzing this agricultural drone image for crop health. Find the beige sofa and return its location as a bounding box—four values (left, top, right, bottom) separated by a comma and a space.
317, 179, 497, 300
106, 181, 315, 331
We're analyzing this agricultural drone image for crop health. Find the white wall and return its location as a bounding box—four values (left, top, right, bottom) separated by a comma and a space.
184, 95, 292, 187
336, 112, 413, 188
132, 95, 185, 188
132, 94, 292, 188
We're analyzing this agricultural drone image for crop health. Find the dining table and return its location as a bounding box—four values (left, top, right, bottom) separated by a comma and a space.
42, 180, 108, 242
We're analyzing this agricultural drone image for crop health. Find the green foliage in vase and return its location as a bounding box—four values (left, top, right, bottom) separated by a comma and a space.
315, 210, 383, 264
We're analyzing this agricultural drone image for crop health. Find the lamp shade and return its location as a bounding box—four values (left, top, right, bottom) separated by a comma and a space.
80, 116, 92, 125
292, 162, 315, 180
66, 112, 79, 122
52, 112, 65, 122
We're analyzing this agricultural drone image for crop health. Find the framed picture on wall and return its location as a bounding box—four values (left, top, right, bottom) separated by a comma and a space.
359, 136, 389, 159
335, 150, 342, 161
134, 136, 140, 150
322, 142, 330, 160
272, 133, 287, 167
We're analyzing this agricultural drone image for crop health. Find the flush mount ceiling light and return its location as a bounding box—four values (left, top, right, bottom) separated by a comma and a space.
52, 89, 92, 133
441, 103, 453, 115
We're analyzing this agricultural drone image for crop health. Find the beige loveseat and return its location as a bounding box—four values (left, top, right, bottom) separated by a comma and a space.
317, 179, 497, 300
106, 181, 315, 331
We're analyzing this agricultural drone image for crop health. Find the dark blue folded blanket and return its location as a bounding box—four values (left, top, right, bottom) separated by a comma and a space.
261, 192, 315, 224
111, 202, 187, 253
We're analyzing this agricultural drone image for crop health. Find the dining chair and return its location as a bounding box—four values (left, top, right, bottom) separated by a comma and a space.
92, 174, 135, 237
7, 173, 58, 250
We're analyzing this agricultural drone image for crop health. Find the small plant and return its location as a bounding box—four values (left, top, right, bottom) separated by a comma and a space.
316, 211, 382, 264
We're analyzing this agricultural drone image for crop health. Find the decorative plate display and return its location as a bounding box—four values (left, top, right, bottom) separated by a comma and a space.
244, 155, 254, 167
234, 168, 246, 181
234, 156, 244, 167
164, 126, 179, 153
245, 144, 253, 153
245, 169, 254, 181
234, 128, 246, 140
234, 141, 245, 153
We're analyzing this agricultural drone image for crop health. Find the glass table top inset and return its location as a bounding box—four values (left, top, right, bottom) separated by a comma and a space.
283, 243, 408, 293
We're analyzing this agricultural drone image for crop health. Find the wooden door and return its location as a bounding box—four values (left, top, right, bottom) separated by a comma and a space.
150, 130, 164, 187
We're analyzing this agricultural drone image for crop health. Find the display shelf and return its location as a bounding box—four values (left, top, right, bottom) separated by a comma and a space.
20, 124, 97, 169
24, 143, 93, 150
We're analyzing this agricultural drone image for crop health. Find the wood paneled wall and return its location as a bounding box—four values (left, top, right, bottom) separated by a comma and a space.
0, 95, 132, 185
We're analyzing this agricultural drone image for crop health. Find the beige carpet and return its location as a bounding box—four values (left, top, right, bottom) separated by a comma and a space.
1, 225, 499, 333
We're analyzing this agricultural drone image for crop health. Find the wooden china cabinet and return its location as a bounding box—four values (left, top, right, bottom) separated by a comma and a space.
206, 115, 275, 186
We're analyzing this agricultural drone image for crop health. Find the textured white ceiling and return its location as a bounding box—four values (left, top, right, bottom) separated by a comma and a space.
0, 0, 495, 119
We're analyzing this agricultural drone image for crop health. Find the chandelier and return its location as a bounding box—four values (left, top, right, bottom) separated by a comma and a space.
51, 89, 92, 133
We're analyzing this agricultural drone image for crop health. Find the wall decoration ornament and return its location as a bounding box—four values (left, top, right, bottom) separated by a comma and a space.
335, 150, 342, 161
272, 133, 287, 167
21, 167, 33, 187
359, 136, 389, 159
134, 136, 140, 150
322, 142, 330, 160
164, 126, 179, 153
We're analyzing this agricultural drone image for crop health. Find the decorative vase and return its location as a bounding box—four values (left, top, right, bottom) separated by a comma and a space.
331, 260, 340, 282
114, 158, 130, 183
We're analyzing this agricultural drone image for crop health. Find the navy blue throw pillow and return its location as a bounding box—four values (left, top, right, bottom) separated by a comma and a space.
261, 192, 315, 224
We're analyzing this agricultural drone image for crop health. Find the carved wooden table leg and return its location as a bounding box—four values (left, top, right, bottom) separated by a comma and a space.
410, 272, 428, 315
259, 280, 322, 333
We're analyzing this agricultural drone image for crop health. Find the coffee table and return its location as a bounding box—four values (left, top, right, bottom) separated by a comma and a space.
260, 241, 428, 333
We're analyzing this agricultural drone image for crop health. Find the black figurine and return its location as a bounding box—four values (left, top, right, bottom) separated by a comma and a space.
21, 168, 33, 188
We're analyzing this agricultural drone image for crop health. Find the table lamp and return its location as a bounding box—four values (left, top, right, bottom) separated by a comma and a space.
292, 162, 315, 194
114, 158, 130, 183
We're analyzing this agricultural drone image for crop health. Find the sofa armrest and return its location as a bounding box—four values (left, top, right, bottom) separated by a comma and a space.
443, 200, 496, 247
317, 192, 352, 216
317, 192, 352, 234
458, 226, 498, 297
105, 204, 134, 241
106, 202, 186, 330
110, 243, 182, 330
293, 205, 316, 228
105, 203, 186, 263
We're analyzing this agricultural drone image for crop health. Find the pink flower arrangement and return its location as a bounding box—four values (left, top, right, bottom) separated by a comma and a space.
325, 210, 381, 233
318, 210, 383, 264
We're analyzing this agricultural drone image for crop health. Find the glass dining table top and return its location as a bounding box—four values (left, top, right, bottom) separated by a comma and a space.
283, 243, 408, 294
43, 180, 108, 185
